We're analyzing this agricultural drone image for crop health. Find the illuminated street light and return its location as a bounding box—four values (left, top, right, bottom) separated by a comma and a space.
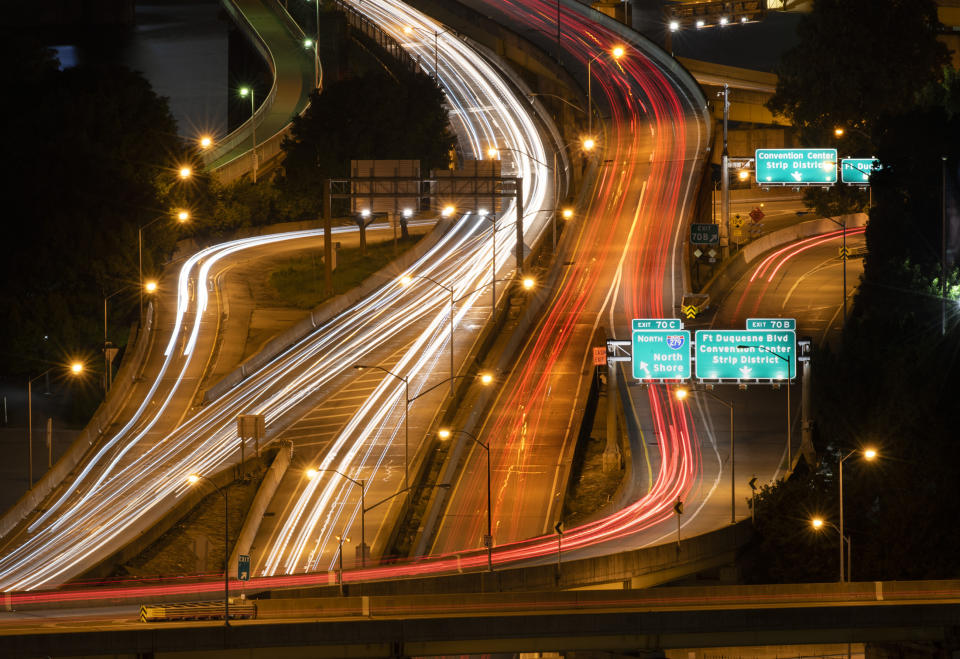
239, 86, 258, 183
441, 205, 456, 218
582, 137, 596, 152
562, 208, 574, 220
696, 19, 705, 28
28, 362, 85, 486
177, 210, 190, 222
838, 447, 878, 581
199, 135, 213, 150
438, 427, 493, 572
675, 386, 736, 523
178, 166, 192, 179
810, 516, 849, 583
480, 372, 494, 385
669, 20, 679, 32
738, 169, 750, 181
144, 280, 158, 294
522, 277, 535, 290
187, 474, 231, 625
834, 127, 845, 138
719, 16, 728, 26
587, 46, 626, 135
303, 467, 367, 566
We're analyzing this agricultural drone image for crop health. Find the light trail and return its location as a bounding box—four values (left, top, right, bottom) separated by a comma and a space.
0, 0, 554, 590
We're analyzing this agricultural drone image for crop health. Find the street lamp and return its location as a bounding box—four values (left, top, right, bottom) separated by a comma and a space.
675, 386, 736, 524
178, 166, 192, 180
305, 468, 367, 567
810, 517, 850, 583
399, 274, 533, 396
587, 45, 626, 135
187, 474, 231, 625
304, 0, 321, 89
438, 428, 493, 572
737, 344, 792, 470
198, 135, 213, 150
353, 365, 495, 489
838, 447, 877, 582
28, 362, 84, 486
402, 24, 454, 78
138, 209, 189, 327
239, 86, 257, 183
335, 534, 350, 595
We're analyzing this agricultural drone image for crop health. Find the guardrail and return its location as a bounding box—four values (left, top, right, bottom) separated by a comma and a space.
140, 600, 256, 622
328, 0, 418, 73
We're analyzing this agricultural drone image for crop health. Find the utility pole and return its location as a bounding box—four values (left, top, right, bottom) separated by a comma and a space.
720, 85, 730, 255
323, 179, 333, 297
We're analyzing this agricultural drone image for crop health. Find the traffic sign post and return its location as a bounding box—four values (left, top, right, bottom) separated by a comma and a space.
755, 148, 837, 185
694, 329, 796, 381
841, 158, 880, 185
631, 330, 691, 381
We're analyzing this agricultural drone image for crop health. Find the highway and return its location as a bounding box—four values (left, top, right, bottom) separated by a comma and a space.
711, 227, 867, 346
0, 0, 558, 591
426, 0, 713, 563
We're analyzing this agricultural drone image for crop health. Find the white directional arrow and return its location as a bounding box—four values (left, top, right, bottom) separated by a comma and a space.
791, 171, 803, 182
739, 366, 753, 378
640, 361, 651, 377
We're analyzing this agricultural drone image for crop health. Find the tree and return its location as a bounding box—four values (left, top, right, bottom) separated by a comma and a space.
276, 70, 455, 216
0, 31, 193, 377
768, 0, 947, 148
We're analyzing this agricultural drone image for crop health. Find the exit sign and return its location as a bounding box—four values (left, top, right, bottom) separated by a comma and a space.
755, 148, 837, 185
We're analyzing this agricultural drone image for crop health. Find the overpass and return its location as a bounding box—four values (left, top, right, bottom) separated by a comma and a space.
202, 0, 316, 182
4, 580, 959, 657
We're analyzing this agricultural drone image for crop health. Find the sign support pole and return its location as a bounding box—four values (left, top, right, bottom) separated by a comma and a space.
721, 85, 730, 254
323, 179, 333, 297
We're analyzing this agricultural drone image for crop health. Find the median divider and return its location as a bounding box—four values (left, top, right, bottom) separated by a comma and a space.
701, 213, 868, 301
202, 216, 454, 405
229, 441, 293, 572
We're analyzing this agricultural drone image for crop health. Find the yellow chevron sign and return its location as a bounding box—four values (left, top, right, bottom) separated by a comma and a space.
682, 304, 698, 319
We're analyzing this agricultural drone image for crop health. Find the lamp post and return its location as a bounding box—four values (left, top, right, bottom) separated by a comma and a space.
400, 274, 533, 397
27, 362, 83, 487
838, 447, 877, 582
239, 86, 257, 183
438, 428, 493, 572
306, 0, 320, 88
738, 344, 792, 470
103, 286, 131, 392
675, 387, 735, 524
138, 209, 189, 328
402, 25, 453, 78
187, 474, 231, 625
335, 534, 350, 595
306, 468, 367, 567
811, 517, 850, 583
587, 45, 626, 136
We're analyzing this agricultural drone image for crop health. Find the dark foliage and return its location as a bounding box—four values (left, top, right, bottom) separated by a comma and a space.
0, 32, 195, 378
276, 70, 455, 215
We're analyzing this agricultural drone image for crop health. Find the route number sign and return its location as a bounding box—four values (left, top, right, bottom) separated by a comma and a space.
755, 148, 837, 185
690, 223, 719, 245
694, 330, 796, 380
632, 330, 691, 380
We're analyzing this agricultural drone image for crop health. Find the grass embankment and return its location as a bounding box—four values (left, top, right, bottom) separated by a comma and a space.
269, 234, 424, 309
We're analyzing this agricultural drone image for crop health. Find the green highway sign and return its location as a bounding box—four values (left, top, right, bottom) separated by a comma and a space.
690, 223, 719, 245
694, 330, 796, 380
632, 330, 691, 380
746, 318, 796, 331
841, 158, 880, 184
632, 318, 683, 331
238, 554, 250, 581
755, 149, 837, 185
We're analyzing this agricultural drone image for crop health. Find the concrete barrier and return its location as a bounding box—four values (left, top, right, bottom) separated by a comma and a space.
229, 441, 293, 571
0, 304, 155, 541
203, 216, 455, 404
702, 213, 868, 300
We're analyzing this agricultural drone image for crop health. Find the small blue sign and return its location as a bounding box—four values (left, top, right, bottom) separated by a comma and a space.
238, 554, 250, 581
632, 318, 683, 331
